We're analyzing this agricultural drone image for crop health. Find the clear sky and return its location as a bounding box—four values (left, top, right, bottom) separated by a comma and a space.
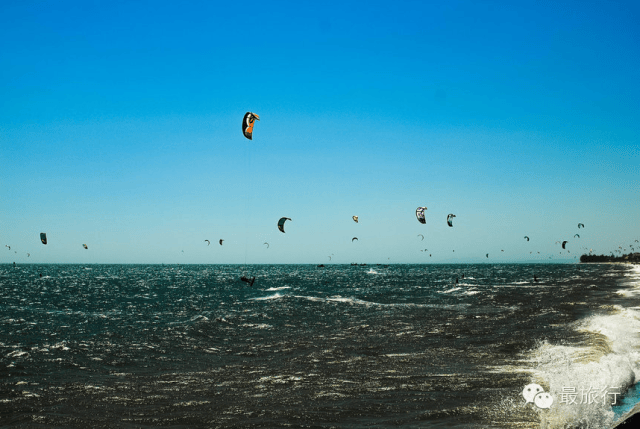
2, 0, 639, 264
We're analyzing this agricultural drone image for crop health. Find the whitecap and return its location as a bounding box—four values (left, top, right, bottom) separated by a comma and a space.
251, 292, 284, 301
265, 286, 291, 291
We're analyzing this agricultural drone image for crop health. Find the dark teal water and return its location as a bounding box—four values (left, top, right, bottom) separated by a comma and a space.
1, 263, 639, 428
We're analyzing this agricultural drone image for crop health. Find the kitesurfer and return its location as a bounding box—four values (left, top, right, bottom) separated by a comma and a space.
240, 276, 256, 286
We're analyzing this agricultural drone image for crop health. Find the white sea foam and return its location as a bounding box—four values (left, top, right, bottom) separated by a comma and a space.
265, 286, 291, 291
326, 296, 373, 306
6, 351, 29, 358
522, 306, 640, 428
240, 323, 272, 329
190, 315, 209, 322
251, 292, 284, 301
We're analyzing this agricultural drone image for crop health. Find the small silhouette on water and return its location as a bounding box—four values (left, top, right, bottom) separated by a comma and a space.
533, 275, 538, 282
240, 276, 256, 287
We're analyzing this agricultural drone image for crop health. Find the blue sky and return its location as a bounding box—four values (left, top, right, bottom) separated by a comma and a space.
2, 0, 639, 264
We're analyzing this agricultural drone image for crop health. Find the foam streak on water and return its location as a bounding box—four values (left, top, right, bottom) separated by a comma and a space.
1, 263, 639, 428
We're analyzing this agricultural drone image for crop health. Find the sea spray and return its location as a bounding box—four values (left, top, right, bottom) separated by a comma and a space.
523, 306, 640, 427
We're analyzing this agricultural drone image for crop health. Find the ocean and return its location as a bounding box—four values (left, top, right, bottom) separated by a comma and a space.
1, 263, 640, 428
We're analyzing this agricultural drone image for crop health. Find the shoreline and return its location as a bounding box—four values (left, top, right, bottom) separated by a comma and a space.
580, 252, 640, 264
613, 402, 640, 427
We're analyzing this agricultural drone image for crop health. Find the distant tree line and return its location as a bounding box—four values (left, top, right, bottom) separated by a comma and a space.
580, 253, 640, 263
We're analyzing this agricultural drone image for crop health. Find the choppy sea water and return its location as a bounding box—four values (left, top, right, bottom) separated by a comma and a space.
1, 263, 640, 428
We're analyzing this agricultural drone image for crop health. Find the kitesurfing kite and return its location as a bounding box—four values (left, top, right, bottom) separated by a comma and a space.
264, 242, 269, 248
417, 234, 424, 241
562, 241, 568, 249
82, 244, 88, 249
352, 216, 358, 223
242, 112, 260, 140
352, 237, 358, 242
524, 236, 530, 241
205, 240, 210, 246
578, 223, 585, 229
574, 234, 580, 238
219, 239, 224, 245
447, 214, 456, 227
416, 207, 427, 224
40, 233, 47, 245
277, 217, 291, 233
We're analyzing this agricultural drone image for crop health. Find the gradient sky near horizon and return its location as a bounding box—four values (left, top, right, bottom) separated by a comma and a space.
2, 0, 639, 264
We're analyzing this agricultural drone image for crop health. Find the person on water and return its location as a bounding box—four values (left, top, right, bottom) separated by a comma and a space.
240, 276, 256, 287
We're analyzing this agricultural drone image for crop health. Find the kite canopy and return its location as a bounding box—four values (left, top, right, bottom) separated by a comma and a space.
524, 236, 530, 241
574, 234, 580, 238
219, 239, 224, 245
352, 216, 358, 223
578, 223, 585, 229
242, 112, 260, 140
277, 217, 291, 233
264, 242, 269, 248
205, 240, 210, 246
82, 244, 88, 249
562, 241, 568, 249
352, 237, 358, 242
416, 207, 427, 224
447, 214, 456, 227
417, 234, 424, 241
40, 233, 47, 245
